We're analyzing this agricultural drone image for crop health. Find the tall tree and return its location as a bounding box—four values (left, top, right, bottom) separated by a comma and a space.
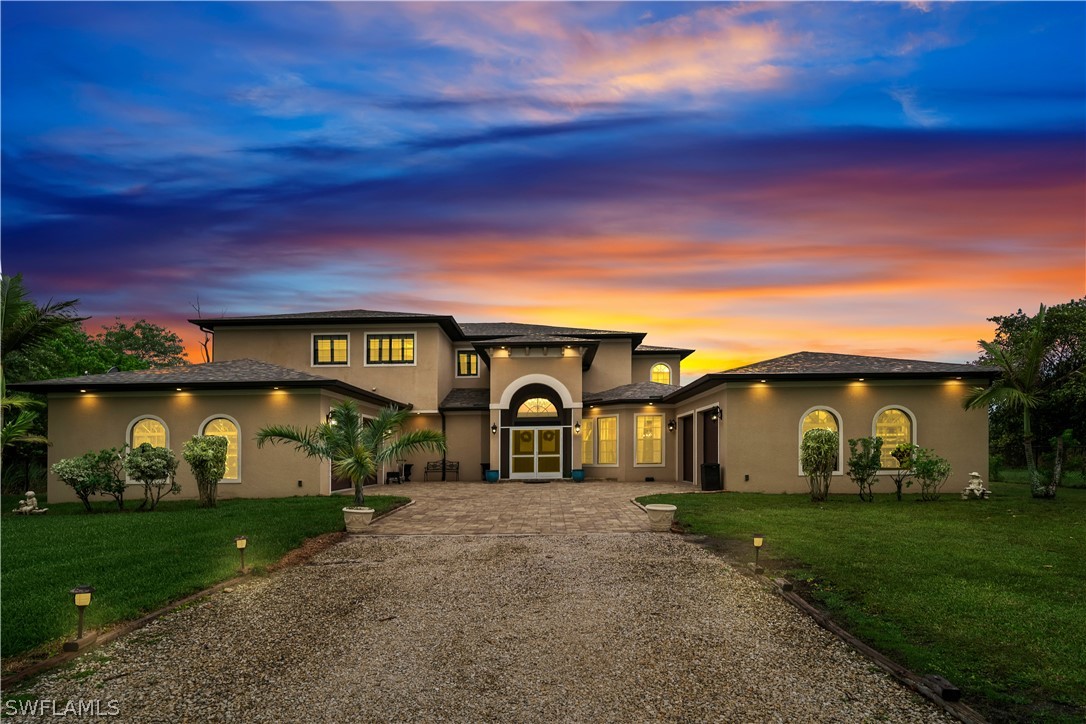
96, 319, 189, 368
965, 304, 1081, 498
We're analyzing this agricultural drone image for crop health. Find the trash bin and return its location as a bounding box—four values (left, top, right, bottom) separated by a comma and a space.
700, 463, 722, 491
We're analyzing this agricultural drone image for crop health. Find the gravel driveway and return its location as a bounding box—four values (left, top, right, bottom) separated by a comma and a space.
8, 534, 950, 723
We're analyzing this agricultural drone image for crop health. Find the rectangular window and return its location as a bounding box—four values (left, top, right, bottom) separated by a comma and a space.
636, 414, 663, 465
457, 350, 479, 377
581, 419, 595, 465
597, 416, 618, 465
366, 333, 415, 365
313, 334, 349, 365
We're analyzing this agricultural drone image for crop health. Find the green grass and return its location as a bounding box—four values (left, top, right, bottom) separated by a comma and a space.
995, 467, 1086, 488
639, 483, 1086, 723
1, 493, 408, 660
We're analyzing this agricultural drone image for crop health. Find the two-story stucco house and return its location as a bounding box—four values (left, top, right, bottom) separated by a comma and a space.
15, 309, 995, 503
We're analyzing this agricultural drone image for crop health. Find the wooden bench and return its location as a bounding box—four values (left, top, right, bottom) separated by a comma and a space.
423, 460, 459, 481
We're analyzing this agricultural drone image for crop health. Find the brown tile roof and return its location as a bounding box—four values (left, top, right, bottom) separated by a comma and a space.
721, 351, 988, 376
666, 351, 996, 403
633, 344, 694, 360
584, 381, 681, 405
440, 388, 491, 411
478, 334, 597, 345
9, 359, 405, 406
191, 309, 463, 338
461, 321, 645, 344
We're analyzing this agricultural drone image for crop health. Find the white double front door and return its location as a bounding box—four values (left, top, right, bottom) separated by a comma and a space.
510, 427, 563, 479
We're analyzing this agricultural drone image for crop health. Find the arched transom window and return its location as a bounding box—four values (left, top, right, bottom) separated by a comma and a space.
650, 363, 671, 385
131, 417, 167, 449
875, 408, 914, 468
801, 409, 838, 436
202, 417, 240, 480
518, 397, 558, 418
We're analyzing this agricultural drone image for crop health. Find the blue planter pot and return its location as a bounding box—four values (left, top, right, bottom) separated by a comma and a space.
571, 469, 585, 483
485, 469, 500, 483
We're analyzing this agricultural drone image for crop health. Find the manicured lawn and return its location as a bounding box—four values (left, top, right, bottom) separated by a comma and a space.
639, 483, 1085, 723
0, 494, 408, 661
996, 467, 1085, 488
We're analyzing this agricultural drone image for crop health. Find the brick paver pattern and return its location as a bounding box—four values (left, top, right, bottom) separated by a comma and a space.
365, 480, 692, 535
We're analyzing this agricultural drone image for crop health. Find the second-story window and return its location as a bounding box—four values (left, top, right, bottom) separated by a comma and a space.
313, 334, 349, 365
366, 333, 415, 365
457, 350, 479, 377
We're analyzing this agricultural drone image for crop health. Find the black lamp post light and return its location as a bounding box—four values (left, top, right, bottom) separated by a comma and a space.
63, 585, 97, 651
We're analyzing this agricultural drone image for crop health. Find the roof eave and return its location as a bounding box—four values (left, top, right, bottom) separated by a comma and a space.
189, 315, 466, 341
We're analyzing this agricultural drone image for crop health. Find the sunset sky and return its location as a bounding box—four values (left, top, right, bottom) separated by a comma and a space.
2, 2, 1083, 381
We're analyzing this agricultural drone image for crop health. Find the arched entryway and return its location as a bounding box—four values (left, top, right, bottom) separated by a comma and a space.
499, 382, 572, 479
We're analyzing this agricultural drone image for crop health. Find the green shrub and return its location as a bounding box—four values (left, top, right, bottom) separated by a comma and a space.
123, 443, 179, 511
50, 448, 127, 512
847, 436, 883, 502
890, 443, 918, 501
801, 428, 839, 502
182, 435, 228, 508
913, 447, 952, 501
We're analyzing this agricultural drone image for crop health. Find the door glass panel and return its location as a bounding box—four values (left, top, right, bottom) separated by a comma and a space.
538, 429, 559, 454
513, 430, 535, 455
512, 457, 536, 474
537, 455, 561, 473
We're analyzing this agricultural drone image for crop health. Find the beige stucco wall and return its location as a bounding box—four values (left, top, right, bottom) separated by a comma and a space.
443, 412, 489, 481
631, 355, 683, 387
672, 379, 988, 494
212, 324, 448, 409
449, 347, 490, 391
580, 405, 673, 481
487, 350, 585, 406
583, 340, 633, 393
41, 389, 385, 504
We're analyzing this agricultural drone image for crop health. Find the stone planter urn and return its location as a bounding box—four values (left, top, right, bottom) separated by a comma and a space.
644, 503, 677, 532
343, 506, 375, 533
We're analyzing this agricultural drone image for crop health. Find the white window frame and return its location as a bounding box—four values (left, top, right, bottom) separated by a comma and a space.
872, 405, 918, 472
634, 413, 665, 467
364, 331, 417, 367
455, 349, 480, 378
125, 415, 170, 486
199, 414, 242, 483
650, 362, 672, 385
797, 405, 844, 476
311, 332, 350, 368
594, 415, 620, 467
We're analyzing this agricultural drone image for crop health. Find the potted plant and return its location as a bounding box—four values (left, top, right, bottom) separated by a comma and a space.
485, 469, 500, 483
257, 402, 446, 532
571, 469, 585, 483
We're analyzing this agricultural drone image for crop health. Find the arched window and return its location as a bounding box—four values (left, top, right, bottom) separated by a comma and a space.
799, 407, 842, 474
201, 416, 240, 481
650, 363, 671, 385
874, 407, 915, 468
130, 417, 167, 449
518, 397, 558, 418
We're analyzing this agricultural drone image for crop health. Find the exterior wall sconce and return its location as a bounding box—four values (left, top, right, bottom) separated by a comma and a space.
63, 585, 97, 651
326, 411, 337, 426
667, 419, 676, 432
710, 406, 721, 421
574, 422, 581, 434
752, 533, 765, 574
491, 423, 498, 435
235, 535, 248, 573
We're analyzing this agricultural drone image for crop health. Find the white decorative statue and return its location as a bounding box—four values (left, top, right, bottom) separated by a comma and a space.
13, 490, 48, 515
961, 472, 991, 500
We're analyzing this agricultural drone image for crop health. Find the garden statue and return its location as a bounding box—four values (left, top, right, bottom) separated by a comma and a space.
961, 472, 991, 500
13, 490, 48, 515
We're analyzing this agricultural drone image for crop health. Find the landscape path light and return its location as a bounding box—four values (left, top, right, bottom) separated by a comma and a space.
63, 585, 97, 651
235, 535, 249, 573
753, 533, 765, 574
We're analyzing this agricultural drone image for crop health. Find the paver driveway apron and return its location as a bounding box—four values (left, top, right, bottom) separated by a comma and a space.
363, 480, 688, 535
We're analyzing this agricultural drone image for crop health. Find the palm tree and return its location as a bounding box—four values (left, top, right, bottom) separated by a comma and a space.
1, 375, 49, 451
256, 402, 446, 507
964, 304, 1052, 498
1, 273, 85, 379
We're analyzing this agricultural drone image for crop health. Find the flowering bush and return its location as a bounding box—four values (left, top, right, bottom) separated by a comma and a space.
801, 428, 839, 502
124, 443, 179, 511
183, 435, 227, 508
51, 448, 127, 512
